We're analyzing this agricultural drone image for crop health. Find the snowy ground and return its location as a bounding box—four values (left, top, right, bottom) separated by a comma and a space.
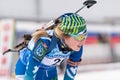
0, 63, 120, 80
59, 62, 120, 80
59, 69, 120, 80
0, 69, 120, 80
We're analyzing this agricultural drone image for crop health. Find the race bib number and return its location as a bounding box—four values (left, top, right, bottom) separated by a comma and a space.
41, 57, 64, 66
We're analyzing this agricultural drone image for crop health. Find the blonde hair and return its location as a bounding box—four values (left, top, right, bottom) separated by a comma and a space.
32, 24, 70, 42
32, 29, 49, 41
54, 24, 70, 39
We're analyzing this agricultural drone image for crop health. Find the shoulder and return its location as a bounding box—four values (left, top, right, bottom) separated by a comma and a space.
27, 30, 54, 50
28, 36, 51, 50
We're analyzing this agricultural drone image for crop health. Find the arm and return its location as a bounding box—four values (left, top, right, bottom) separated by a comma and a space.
64, 46, 83, 80
24, 38, 49, 80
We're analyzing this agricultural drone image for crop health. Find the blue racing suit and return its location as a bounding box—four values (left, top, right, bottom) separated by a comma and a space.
15, 31, 83, 80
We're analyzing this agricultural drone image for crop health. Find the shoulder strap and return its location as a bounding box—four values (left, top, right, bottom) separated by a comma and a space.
47, 33, 59, 53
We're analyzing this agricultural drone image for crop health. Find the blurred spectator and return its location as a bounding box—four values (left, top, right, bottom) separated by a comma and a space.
98, 33, 109, 43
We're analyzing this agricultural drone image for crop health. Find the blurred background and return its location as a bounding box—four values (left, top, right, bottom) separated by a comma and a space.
0, 0, 120, 80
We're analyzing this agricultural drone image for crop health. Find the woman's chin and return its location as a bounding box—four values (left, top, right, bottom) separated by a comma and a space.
72, 48, 80, 51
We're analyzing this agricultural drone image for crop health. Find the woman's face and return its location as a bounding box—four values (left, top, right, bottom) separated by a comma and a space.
64, 36, 85, 51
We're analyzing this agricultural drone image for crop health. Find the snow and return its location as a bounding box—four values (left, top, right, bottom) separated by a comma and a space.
59, 63, 120, 80
59, 69, 120, 80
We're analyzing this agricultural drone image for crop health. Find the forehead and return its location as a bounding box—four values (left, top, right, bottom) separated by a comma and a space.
64, 36, 75, 41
